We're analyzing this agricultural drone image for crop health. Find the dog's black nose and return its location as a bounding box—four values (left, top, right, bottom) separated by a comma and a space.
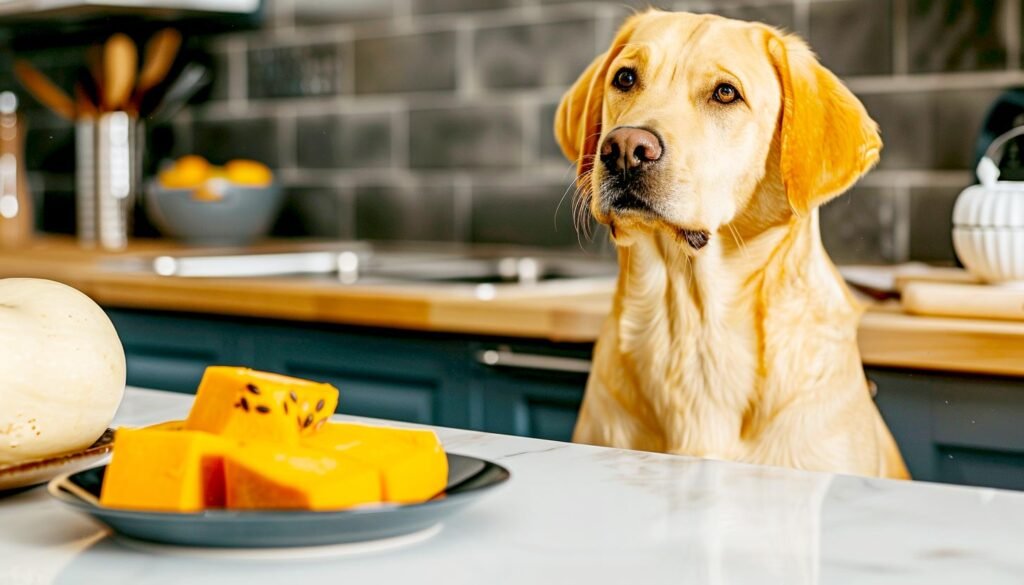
600, 127, 662, 172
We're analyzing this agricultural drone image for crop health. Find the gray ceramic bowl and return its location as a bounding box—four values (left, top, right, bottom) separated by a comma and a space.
145, 180, 284, 246
48, 453, 510, 548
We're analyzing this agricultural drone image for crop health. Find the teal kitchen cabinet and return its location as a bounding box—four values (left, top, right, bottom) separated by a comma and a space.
870, 368, 1024, 490
107, 308, 1024, 491
253, 325, 477, 429
107, 310, 255, 394
107, 309, 589, 438
109, 309, 479, 429
470, 342, 590, 442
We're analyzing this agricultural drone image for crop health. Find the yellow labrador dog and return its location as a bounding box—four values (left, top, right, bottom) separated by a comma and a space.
556, 10, 908, 479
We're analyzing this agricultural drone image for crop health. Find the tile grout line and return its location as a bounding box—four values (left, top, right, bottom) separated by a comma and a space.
892, 0, 909, 76
453, 174, 473, 243
793, 0, 810, 36
890, 181, 912, 263
1006, 0, 1021, 71
277, 110, 296, 170
846, 69, 1024, 93
454, 16, 476, 99
521, 97, 539, 168
227, 36, 249, 107
392, 104, 410, 170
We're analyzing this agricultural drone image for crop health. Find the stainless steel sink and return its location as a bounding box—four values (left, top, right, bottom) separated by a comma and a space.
102, 242, 617, 286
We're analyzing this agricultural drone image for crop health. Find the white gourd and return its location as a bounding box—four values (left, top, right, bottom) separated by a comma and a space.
0, 278, 125, 465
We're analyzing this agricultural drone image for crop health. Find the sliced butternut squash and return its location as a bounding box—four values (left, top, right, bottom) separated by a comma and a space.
101, 369, 450, 513
185, 367, 338, 446
223, 443, 380, 511
303, 423, 447, 504
99, 428, 229, 512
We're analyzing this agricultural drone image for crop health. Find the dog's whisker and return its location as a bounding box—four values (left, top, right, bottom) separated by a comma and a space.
727, 223, 749, 259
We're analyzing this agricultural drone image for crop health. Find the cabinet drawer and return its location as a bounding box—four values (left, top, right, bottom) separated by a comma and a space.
473, 343, 590, 441
871, 368, 1024, 490
937, 446, 1024, 491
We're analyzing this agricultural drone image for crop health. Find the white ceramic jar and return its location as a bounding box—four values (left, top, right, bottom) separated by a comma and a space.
952, 127, 1024, 286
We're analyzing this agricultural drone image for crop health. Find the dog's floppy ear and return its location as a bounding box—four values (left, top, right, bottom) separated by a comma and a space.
555, 15, 641, 181
769, 33, 882, 215
554, 52, 606, 178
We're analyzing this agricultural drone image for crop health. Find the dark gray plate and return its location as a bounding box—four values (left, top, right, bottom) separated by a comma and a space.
49, 453, 509, 548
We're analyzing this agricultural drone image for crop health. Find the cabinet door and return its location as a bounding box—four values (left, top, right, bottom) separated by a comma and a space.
254, 326, 474, 428
871, 368, 1024, 490
107, 309, 250, 394
472, 344, 590, 441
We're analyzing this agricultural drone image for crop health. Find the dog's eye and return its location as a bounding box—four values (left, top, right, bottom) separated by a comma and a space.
712, 83, 740, 104
613, 68, 637, 91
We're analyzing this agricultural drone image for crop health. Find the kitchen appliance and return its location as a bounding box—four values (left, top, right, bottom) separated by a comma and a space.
952, 125, 1024, 285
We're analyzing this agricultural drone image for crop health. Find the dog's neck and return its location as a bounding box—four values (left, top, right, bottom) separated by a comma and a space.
606, 209, 862, 452
614, 211, 839, 326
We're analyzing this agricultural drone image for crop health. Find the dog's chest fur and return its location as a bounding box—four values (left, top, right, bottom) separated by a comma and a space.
595, 220, 861, 461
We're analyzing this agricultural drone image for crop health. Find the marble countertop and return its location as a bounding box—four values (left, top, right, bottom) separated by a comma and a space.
2, 388, 1023, 584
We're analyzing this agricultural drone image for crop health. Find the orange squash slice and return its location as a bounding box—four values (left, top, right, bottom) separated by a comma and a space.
223, 443, 380, 511
185, 367, 338, 446
303, 423, 448, 504
101, 368, 450, 512
99, 428, 229, 512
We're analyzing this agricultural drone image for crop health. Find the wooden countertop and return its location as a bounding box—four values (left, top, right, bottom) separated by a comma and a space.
2, 236, 1022, 378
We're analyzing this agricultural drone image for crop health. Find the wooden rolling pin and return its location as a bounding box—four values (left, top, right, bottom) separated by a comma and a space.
902, 281, 1024, 321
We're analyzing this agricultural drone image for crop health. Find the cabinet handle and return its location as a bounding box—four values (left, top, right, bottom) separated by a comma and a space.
475, 348, 592, 374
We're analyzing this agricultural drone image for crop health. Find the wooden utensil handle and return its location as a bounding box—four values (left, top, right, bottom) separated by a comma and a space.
902, 282, 1024, 321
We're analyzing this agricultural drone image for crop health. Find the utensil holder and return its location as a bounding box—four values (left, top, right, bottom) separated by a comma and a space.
75, 112, 142, 250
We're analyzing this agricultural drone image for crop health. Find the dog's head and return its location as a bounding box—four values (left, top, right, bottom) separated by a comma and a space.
555, 11, 881, 250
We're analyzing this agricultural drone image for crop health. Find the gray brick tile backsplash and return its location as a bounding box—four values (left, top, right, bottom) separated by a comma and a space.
19, 0, 1015, 258
248, 43, 345, 99
209, 50, 231, 101
414, 0, 521, 14
538, 100, 566, 165
192, 118, 280, 167
909, 186, 964, 263
542, 0, 671, 8
820, 186, 899, 264
809, 0, 892, 77
695, 2, 798, 33
293, 0, 398, 25
908, 0, 1009, 73
25, 121, 75, 174
354, 182, 459, 241
860, 88, 1004, 170
296, 113, 393, 169
470, 180, 584, 247
354, 32, 457, 95
409, 105, 523, 168
473, 19, 598, 90
273, 186, 354, 238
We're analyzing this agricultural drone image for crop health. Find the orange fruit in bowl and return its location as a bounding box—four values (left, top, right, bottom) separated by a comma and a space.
159, 155, 211, 189
225, 159, 273, 187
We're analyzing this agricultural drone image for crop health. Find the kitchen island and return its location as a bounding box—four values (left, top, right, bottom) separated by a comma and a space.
2, 388, 1023, 584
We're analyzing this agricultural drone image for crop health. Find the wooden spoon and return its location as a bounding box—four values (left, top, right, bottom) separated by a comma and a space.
134, 29, 181, 106
13, 60, 76, 120
86, 44, 104, 97
102, 33, 137, 112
